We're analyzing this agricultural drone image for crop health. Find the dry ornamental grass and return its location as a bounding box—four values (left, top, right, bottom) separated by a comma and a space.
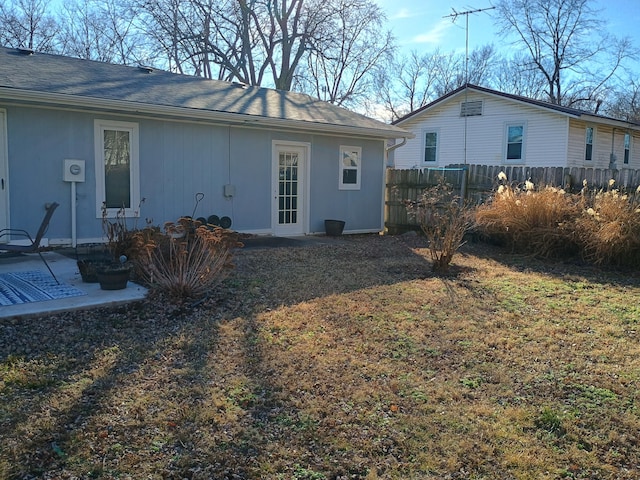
1, 234, 639, 479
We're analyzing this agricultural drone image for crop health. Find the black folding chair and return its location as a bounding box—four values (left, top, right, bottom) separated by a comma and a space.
0, 202, 60, 284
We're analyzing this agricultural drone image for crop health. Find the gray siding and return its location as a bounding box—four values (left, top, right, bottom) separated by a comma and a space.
309, 135, 385, 233
2, 104, 386, 242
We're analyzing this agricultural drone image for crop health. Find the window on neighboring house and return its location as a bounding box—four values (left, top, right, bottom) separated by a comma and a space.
424, 131, 438, 162
624, 133, 630, 164
460, 100, 483, 117
95, 120, 140, 217
585, 127, 594, 161
339, 145, 361, 190
506, 124, 524, 161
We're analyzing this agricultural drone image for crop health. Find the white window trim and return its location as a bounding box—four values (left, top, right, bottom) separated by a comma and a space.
339, 145, 361, 190
94, 119, 140, 218
624, 132, 631, 165
422, 129, 439, 164
504, 122, 526, 164
585, 125, 595, 162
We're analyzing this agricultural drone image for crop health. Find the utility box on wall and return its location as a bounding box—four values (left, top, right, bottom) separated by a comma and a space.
63, 159, 85, 182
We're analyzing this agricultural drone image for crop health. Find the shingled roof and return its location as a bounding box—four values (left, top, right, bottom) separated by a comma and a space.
0, 46, 409, 139
393, 83, 640, 129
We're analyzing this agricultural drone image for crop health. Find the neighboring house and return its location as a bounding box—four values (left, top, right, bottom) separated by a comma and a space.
391, 84, 640, 171
0, 46, 411, 245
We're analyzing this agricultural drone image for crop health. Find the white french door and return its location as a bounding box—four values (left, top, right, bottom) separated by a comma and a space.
272, 142, 307, 236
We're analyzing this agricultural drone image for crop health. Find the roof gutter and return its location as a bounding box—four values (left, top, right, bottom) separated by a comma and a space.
385, 136, 408, 152
0, 87, 411, 140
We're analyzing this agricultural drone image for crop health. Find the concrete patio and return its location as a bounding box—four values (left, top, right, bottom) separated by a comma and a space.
0, 251, 147, 320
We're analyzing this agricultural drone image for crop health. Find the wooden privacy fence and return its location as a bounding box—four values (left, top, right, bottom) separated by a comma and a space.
385, 164, 640, 234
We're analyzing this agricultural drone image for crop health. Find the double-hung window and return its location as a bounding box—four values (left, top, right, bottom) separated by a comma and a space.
585, 127, 594, 161
339, 145, 361, 190
424, 131, 438, 163
95, 120, 140, 217
505, 123, 525, 162
624, 133, 630, 165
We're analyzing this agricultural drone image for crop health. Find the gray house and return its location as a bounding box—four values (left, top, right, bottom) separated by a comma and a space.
0, 46, 410, 246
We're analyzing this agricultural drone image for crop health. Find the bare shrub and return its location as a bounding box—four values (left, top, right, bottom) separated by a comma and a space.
475, 174, 580, 258
132, 218, 243, 299
407, 181, 472, 273
574, 182, 640, 266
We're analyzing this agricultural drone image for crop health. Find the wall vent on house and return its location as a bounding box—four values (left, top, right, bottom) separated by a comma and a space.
460, 100, 483, 117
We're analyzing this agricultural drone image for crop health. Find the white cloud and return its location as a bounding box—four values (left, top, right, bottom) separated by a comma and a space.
412, 19, 453, 45
390, 8, 414, 20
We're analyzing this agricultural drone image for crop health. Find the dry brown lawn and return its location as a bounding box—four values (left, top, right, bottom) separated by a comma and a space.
1, 234, 639, 479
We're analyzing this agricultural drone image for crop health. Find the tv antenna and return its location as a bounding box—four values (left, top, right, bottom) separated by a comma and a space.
443, 6, 495, 85
443, 5, 495, 166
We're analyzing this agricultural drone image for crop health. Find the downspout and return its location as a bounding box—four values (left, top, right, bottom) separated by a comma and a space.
610, 127, 617, 170
383, 137, 409, 233
385, 137, 409, 167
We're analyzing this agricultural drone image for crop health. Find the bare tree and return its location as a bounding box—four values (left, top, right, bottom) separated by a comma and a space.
57, 0, 144, 64
493, 0, 638, 109
297, 0, 394, 110
131, 0, 335, 88
603, 77, 640, 123
376, 46, 498, 122
492, 53, 547, 99
0, 0, 58, 51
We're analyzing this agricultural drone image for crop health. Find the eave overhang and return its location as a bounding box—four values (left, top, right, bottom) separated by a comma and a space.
0, 87, 413, 140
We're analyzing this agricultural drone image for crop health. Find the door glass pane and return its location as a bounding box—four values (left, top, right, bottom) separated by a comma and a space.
278, 151, 299, 225
104, 129, 131, 208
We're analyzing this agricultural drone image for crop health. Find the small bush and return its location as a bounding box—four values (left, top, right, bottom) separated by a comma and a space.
407, 180, 472, 273
132, 218, 243, 299
475, 176, 580, 258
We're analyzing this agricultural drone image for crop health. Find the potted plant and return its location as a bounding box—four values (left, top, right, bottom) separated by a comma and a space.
95, 200, 144, 290
75, 243, 110, 283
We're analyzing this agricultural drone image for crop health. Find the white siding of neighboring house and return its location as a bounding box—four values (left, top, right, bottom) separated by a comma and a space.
567, 119, 588, 168
393, 90, 572, 169
568, 119, 640, 170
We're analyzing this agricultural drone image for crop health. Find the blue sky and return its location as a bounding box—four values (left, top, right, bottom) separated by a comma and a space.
377, 0, 640, 61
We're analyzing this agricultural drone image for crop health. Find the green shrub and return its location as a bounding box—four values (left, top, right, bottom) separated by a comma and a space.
132, 218, 243, 299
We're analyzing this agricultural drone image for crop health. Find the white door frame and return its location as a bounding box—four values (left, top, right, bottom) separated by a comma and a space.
271, 141, 310, 236
0, 109, 9, 234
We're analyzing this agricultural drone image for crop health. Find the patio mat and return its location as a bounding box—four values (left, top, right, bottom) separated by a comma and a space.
0, 270, 86, 306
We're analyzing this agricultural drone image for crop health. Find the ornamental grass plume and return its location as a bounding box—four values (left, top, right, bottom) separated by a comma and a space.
475, 173, 580, 257
574, 186, 640, 266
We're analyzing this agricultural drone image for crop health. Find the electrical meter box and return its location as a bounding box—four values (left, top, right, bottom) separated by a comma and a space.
64, 159, 85, 182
